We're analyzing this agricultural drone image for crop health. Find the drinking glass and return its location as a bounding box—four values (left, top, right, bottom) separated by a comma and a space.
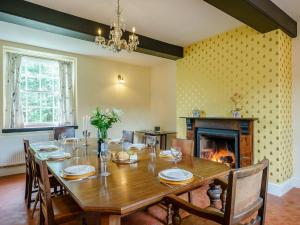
100, 150, 111, 177
171, 147, 182, 167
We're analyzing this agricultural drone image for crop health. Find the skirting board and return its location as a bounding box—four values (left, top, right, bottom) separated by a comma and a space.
0, 165, 25, 177
268, 177, 300, 197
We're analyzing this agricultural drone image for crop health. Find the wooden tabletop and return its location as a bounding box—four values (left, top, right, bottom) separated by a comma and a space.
30, 140, 229, 222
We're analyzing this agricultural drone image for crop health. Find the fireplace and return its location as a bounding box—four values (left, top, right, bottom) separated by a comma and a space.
182, 117, 256, 168
196, 128, 240, 168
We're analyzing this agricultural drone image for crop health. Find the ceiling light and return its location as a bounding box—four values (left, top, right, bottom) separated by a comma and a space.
95, 0, 139, 53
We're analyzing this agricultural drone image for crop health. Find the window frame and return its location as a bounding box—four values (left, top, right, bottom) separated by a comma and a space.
2, 46, 78, 131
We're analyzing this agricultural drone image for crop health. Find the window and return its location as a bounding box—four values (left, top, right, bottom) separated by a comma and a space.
4, 47, 76, 129
20, 57, 60, 126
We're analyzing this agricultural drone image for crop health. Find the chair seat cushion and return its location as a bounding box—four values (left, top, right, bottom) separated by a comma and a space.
52, 195, 82, 224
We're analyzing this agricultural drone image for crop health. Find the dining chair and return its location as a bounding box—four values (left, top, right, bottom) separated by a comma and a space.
23, 139, 36, 208
53, 126, 75, 140
171, 138, 194, 157
34, 156, 84, 225
164, 159, 269, 225
122, 130, 134, 144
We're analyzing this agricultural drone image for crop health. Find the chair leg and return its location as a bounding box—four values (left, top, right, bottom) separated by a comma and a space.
27, 177, 33, 209
39, 207, 45, 225
188, 191, 192, 203
25, 173, 29, 200
32, 190, 40, 217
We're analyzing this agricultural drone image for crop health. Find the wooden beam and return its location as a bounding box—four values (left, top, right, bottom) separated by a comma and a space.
204, 0, 297, 38
0, 0, 183, 60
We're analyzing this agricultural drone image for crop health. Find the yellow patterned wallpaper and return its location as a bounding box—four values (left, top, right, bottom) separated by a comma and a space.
176, 26, 293, 183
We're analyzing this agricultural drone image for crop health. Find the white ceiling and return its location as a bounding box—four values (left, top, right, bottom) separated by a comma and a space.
26, 0, 242, 46
0, 21, 171, 66
271, 0, 300, 22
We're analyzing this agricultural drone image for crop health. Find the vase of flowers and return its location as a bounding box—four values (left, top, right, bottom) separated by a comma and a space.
90, 107, 122, 157
230, 93, 243, 118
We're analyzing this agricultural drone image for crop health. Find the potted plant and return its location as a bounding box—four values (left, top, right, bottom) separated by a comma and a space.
90, 107, 122, 157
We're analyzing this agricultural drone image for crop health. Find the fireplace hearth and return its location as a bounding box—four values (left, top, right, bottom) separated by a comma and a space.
182, 117, 257, 168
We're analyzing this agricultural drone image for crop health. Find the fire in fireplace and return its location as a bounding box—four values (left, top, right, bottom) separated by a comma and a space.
196, 128, 240, 168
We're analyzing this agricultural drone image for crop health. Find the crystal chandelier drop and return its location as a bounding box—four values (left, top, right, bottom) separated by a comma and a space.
95, 0, 139, 53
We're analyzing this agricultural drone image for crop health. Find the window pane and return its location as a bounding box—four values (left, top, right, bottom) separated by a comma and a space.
53, 109, 59, 122
27, 62, 39, 75
41, 108, 53, 122
19, 76, 26, 91
53, 79, 60, 92
41, 93, 53, 107
28, 92, 40, 107
54, 95, 59, 107
20, 91, 27, 108
27, 77, 39, 91
27, 108, 40, 123
41, 78, 53, 91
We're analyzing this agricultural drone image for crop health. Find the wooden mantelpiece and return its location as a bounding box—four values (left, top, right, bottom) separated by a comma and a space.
181, 117, 258, 167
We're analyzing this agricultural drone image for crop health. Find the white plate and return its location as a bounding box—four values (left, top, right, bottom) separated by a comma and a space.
48, 152, 71, 160
63, 165, 95, 176
159, 169, 193, 181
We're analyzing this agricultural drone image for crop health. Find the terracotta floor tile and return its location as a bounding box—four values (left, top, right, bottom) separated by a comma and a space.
0, 174, 299, 225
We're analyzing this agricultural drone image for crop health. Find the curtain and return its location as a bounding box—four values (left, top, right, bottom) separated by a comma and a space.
5, 53, 24, 128
58, 61, 75, 126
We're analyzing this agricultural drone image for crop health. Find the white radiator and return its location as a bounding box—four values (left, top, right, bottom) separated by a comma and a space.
0, 133, 51, 167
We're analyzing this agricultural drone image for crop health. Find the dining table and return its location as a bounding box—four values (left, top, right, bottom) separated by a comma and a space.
30, 139, 230, 225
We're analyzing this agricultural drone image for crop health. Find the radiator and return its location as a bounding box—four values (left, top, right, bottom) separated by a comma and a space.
0, 133, 51, 167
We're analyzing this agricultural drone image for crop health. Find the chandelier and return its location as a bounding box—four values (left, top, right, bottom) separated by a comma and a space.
95, 0, 139, 53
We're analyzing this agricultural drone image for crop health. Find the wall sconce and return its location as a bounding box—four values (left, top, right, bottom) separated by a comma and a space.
118, 74, 125, 84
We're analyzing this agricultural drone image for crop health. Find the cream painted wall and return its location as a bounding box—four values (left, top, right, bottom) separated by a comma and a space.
150, 61, 176, 131
292, 24, 300, 181
0, 40, 153, 171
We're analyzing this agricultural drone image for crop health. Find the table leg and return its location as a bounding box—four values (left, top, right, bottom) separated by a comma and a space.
100, 214, 121, 225
164, 134, 167, 150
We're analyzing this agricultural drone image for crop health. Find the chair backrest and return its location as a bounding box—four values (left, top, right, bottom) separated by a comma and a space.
32, 151, 55, 225
122, 130, 134, 144
53, 126, 75, 140
171, 138, 194, 157
224, 159, 269, 225
23, 139, 30, 166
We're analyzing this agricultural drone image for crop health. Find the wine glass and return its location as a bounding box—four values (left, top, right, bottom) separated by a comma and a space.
171, 147, 182, 167
100, 150, 111, 177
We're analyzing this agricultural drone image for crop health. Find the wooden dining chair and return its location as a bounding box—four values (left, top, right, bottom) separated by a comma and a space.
122, 130, 134, 144
34, 156, 84, 225
27, 145, 64, 216
23, 139, 38, 209
164, 159, 269, 225
171, 138, 194, 157
53, 126, 75, 140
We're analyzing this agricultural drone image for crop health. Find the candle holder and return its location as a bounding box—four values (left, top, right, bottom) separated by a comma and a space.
82, 130, 91, 146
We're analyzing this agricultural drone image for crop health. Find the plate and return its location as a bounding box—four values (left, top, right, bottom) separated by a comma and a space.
158, 169, 193, 182
48, 152, 71, 160
38, 145, 58, 152
63, 165, 95, 176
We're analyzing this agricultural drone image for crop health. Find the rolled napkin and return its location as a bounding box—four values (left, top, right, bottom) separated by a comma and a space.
127, 143, 146, 150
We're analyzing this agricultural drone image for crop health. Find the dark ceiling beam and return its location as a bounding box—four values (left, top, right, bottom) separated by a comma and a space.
0, 0, 183, 60
204, 0, 297, 38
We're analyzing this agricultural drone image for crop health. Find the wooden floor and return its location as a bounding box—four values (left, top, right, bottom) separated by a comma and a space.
0, 174, 300, 225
